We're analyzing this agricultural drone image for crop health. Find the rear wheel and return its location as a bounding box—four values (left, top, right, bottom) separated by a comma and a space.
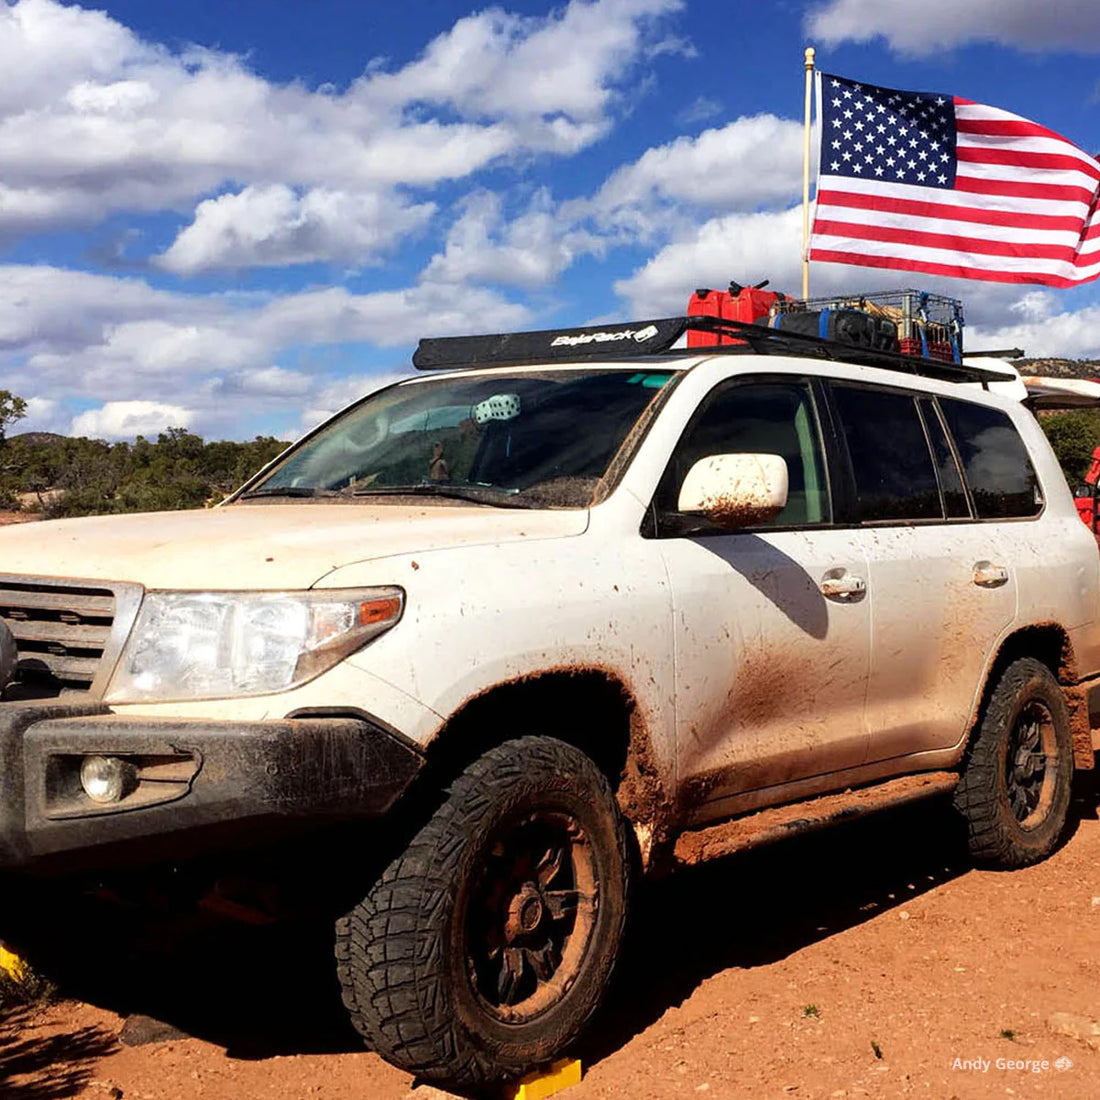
335, 735, 629, 1088
953, 657, 1073, 868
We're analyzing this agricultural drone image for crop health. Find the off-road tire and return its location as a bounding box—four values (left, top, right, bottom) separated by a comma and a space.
953, 657, 1073, 868
335, 735, 630, 1088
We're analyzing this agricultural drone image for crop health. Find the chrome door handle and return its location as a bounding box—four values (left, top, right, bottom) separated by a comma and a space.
821, 572, 867, 600
973, 561, 1009, 588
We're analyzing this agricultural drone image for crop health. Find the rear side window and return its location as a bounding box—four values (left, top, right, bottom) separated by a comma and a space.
919, 398, 971, 519
830, 385, 942, 522
938, 398, 1043, 519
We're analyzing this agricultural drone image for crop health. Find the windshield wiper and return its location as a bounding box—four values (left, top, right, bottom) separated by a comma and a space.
349, 484, 536, 509
238, 486, 338, 500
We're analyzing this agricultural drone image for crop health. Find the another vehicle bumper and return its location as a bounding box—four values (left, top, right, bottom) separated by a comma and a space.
0, 702, 424, 871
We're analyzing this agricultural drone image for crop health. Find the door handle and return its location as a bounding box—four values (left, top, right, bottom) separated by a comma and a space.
973, 561, 1009, 588
821, 571, 867, 600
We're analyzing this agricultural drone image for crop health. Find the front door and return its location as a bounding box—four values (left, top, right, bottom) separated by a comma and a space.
652, 377, 872, 823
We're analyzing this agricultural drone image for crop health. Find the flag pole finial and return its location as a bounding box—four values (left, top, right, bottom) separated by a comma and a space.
802, 48, 816, 299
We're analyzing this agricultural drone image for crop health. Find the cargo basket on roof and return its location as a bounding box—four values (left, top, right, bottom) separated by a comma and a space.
773, 289, 964, 364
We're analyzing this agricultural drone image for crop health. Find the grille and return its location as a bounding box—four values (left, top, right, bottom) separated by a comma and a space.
0, 577, 142, 697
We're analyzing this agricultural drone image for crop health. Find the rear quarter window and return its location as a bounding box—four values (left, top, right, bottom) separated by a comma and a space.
937, 398, 1043, 519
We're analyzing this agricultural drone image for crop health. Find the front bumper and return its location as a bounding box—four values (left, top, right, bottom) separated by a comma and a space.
0, 702, 424, 871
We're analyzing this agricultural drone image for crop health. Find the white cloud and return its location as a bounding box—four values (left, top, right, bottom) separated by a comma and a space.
425, 190, 604, 287
419, 116, 804, 293
0, 0, 683, 265
613, 207, 806, 315
806, 0, 1100, 54
252, 280, 532, 349
11, 396, 65, 436
969, 303, 1100, 360
593, 114, 803, 222
364, 0, 684, 128
71, 400, 194, 440
233, 367, 312, 398
0, 264, 530, 437
675, 96, 723, 126
157, 186, 436, 274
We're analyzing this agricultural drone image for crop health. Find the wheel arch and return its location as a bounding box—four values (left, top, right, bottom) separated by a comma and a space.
415, 667, 675, 869
968, 623, 1092, 771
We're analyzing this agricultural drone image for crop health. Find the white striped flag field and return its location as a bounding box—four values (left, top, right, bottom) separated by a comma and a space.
809, 72, 1100, 287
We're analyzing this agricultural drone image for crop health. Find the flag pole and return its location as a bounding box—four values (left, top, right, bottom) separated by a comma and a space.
802, 46, 815, 300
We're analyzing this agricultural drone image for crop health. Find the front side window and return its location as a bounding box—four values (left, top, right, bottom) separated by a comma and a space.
938, 398, 1043, 519
830, 385, 942, 523
242, 368, 679, 509
655, 380, 831, 530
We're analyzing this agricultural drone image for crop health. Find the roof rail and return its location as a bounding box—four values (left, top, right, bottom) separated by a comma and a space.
412, 315, 1016, 385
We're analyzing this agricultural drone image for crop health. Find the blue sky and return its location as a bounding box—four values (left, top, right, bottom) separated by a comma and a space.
4, 0, 1100, 441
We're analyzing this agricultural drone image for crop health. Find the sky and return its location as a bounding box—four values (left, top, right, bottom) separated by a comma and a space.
5, 0, 1100, 442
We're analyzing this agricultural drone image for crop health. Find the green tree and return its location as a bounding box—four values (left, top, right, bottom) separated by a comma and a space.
0, 390, 26, 444
0, 424, 291, 518
1039, 410, 1100, 486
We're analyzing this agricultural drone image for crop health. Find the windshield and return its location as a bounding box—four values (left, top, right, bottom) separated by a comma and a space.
241, 367, 679, 509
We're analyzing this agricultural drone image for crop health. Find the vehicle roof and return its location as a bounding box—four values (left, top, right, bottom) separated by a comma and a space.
394, 350, 1021, 410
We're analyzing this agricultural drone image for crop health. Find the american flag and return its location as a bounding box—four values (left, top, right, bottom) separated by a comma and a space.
810, 73, 1100, 287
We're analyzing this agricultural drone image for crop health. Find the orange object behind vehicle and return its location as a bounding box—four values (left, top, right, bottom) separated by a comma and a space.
687, 283, 779, 347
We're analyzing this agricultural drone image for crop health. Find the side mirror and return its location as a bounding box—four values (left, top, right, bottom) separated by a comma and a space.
677, 453, 789, 528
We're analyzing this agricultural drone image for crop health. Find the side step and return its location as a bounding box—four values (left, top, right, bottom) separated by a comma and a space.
673, 771, 959, 867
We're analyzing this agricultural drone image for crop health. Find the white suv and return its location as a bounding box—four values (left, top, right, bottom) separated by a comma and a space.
0, 316, 1094, 1088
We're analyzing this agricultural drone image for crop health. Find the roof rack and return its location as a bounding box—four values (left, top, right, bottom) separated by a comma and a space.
412, 315, 1016, 385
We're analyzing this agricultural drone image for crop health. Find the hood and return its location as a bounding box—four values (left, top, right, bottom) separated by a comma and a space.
0, 503, 589, 590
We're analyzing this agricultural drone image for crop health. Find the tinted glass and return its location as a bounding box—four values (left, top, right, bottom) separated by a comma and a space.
831, 385, 942, 522
938, 398, 1042, 519
657, 381, 830, 527
920, 398, 971, 518
248, 369, 677, 509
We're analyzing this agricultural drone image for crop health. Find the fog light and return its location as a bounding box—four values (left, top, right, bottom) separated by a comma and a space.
80, 755, 137, 804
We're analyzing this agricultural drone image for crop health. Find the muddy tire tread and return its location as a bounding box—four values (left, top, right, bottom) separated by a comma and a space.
335, 736, 629, 1087
953, 657, 1072, 869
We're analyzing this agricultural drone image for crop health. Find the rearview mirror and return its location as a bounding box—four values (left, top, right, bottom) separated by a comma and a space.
677, 453, 789, 528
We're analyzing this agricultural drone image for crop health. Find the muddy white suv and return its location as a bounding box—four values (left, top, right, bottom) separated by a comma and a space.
0, 315, 1096, 1088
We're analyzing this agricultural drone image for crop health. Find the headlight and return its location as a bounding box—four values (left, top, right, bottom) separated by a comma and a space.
105, 587, 404, 703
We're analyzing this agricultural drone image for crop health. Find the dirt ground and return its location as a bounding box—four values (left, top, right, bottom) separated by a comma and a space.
3, 783, 1100, 1100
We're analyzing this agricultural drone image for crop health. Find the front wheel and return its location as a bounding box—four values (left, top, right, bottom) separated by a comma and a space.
335, 735, 630, 1088
953, 657, 1073, 868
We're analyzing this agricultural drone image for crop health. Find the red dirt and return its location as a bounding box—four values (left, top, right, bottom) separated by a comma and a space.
0, 511, 42, 526
6, 786, 1100, 1100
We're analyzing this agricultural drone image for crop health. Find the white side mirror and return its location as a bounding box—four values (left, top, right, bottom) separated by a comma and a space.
677, 453, 789, 528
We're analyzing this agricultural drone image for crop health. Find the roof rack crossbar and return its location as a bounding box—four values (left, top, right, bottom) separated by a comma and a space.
412, 315, 1015, 384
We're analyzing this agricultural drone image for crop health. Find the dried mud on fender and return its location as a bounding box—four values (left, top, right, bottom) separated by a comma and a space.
616, 707, 676, 868
442, 664, 678, 870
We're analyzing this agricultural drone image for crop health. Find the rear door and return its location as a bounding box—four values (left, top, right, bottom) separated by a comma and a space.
653, 376, 872, 821
826, 383, 1018, 763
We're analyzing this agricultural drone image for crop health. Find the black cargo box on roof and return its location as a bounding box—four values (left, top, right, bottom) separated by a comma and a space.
412, 317, 690, 370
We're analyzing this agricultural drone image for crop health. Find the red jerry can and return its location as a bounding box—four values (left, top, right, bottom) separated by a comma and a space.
687, 283, 779, 347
